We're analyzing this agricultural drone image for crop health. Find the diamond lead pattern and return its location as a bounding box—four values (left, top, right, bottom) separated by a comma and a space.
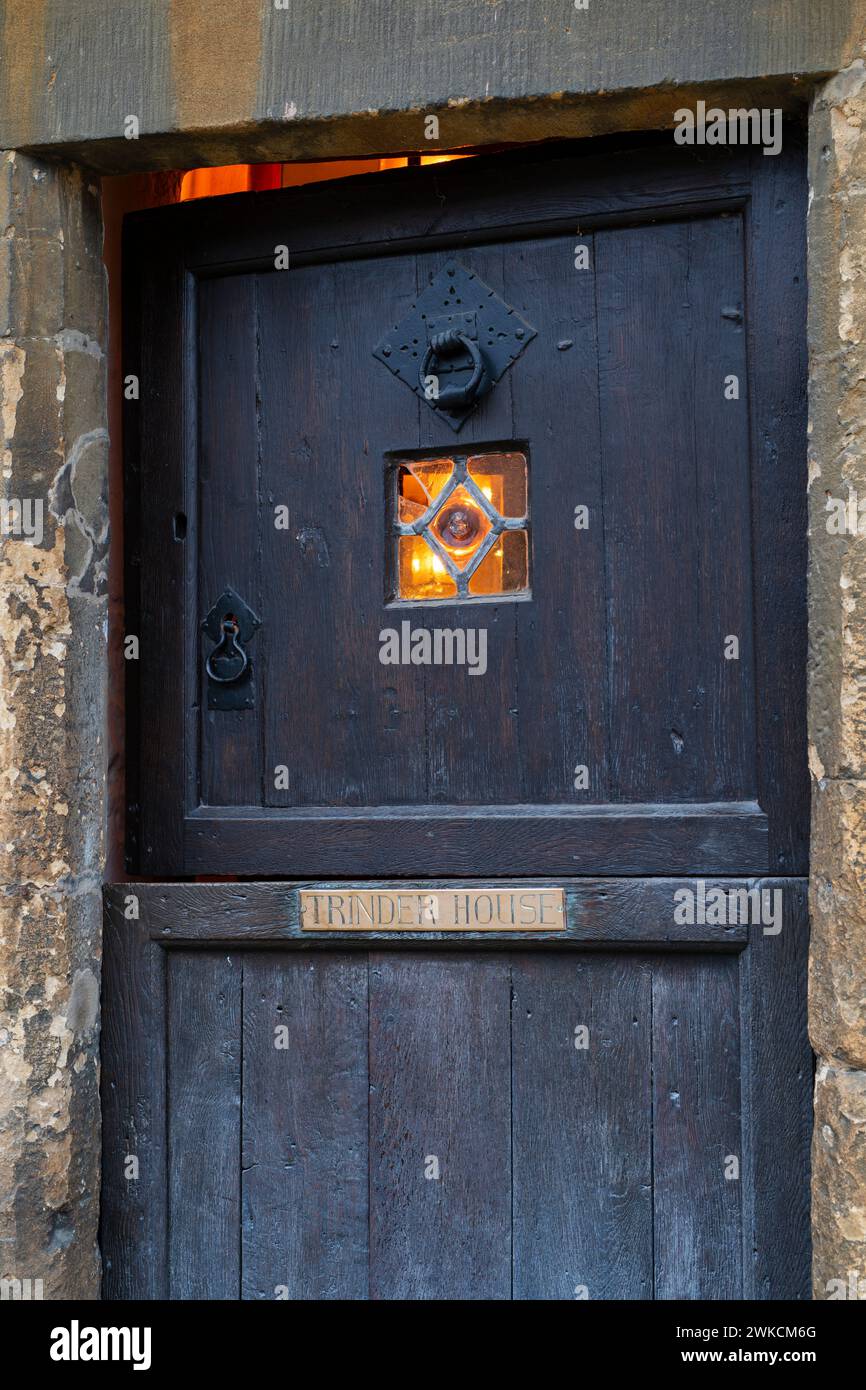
395, 452, 529, 600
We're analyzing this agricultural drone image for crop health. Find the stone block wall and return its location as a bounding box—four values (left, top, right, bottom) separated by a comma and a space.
809, 64, 866, 1298
0, 152, 105, 1299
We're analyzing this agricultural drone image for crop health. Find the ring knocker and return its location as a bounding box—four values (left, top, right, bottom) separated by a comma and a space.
420, 329, 486, 410
205, 617, 249, 684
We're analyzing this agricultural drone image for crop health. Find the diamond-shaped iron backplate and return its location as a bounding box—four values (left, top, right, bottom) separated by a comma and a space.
372, 260, 536, 431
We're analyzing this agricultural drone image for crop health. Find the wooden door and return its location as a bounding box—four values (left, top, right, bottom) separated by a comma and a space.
105, 138, 811, 1299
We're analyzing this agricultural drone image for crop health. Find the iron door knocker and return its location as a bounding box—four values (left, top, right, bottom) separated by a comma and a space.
420, 328, 486, 411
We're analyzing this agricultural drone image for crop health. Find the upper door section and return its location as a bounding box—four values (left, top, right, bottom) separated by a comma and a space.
123, 139, 807, 878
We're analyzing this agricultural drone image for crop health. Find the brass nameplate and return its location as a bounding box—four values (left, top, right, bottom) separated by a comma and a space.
300, 887, 565, 932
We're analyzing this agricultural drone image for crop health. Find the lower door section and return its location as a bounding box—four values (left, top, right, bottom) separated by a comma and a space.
101, 884, 811, 1300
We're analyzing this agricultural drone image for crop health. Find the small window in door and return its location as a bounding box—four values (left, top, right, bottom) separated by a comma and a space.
392, 448, 529, 602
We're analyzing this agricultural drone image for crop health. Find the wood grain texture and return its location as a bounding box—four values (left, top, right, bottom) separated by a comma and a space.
241, 213, 761, 814
744, 142, 809, 874
259, 253, 424, 808
166, 951, 242, 1299
198, 274, 262, 806
184, 802, 769, 877
101, 898, 810, 1300
739, 880, 812, 1298
506, 232, 608, 804
127, 140, 807, 880
416, 244, 522, 804
111, 137, 810, 1302
100, 895, 168, 1300
124, 142, 754, 275
125, 216, 188, 874
368, 953, 512, 1299
512, 954, 653, 1299
106, 878, 756, 947
652, 953, 743, 1300
595, 215, 754, 802
241, 953, 369, 1299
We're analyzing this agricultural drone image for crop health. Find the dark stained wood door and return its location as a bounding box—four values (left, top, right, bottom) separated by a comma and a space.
106, 138, 811, 1300
123, 139, 806, 880
102, 879, 810, 1300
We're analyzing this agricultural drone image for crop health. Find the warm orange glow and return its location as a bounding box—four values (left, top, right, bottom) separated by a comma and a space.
396, 454, 528, 601
398, 535, 457, 599
397, 460, 460, 599
431, 485, 492, 569
180, 155, 467, 202
469, 528, 527, 596
180, 164, 282, 200
468, 452, 526, 517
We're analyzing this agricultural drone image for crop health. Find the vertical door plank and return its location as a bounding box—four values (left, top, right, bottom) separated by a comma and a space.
417, 246, 521, 804
129, 227, 192, 872
746, 146, 809, 874
740, 881, 811, 1297
241, 953, 369, 1300
369, 953, 511, 1299
652, 954, 743, 1299
167, 951, 242, 1299
100, 895, 169, 1299
512, 953, 653, 1299
198, 275, 262, 806
504, 233, 609, 804
596, 218, 755, 804
684, 213, 755, 799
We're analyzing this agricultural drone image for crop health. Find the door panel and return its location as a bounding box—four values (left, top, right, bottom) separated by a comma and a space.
124, 140, 807, 878
201, 223, 751, 809
102, 882, 812, 1301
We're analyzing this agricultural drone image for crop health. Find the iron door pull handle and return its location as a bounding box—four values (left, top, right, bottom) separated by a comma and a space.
205, 618, 249, 684
420, 329, 486, 409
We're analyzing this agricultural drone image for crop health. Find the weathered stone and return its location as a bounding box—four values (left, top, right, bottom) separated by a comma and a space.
809, 67, 866, 783
809, 63, 866, 1301
0, 150, 105, 1299
812, 1062, 866, 1298
810, 780, 866, 1065
0, 0, 859, 173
